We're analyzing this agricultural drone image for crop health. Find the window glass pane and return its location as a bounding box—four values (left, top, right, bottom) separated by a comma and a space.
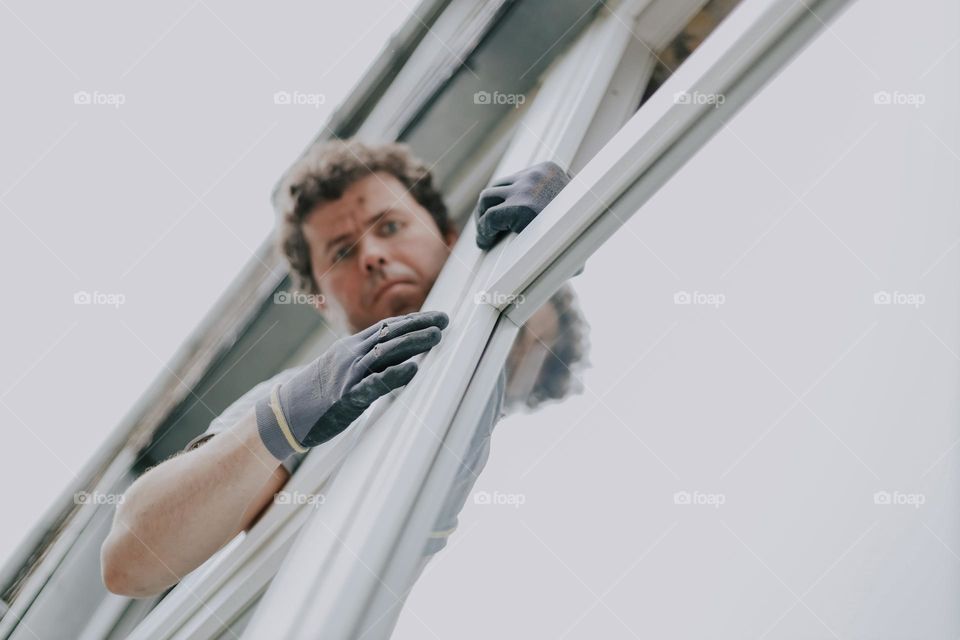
390, 0, 960, 636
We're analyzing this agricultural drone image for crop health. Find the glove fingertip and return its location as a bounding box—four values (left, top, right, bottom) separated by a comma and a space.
428, 311, 449, 330
475, 233, 493, 250
388, 361, 418, 387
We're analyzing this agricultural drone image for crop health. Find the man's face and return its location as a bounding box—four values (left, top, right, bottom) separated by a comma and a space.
302, 172, 457, 333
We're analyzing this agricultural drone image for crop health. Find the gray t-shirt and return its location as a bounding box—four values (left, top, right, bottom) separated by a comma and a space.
184, 365, 506, 555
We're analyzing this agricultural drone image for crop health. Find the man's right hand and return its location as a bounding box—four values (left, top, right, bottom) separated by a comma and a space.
255, 310, 449, 461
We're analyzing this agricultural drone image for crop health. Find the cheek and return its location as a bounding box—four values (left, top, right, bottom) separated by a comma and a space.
320, 270, 361, 307
408, 227, 451, 272
427, 244, 450, 274
401, 243, 446, 282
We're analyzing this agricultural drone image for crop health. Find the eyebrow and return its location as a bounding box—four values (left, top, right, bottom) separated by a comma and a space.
324, 209, 392, 253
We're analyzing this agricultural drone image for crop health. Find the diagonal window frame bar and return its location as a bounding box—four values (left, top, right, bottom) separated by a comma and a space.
241, 1, 658, 638
123, 3, 655, 638
244, 0, 859, 637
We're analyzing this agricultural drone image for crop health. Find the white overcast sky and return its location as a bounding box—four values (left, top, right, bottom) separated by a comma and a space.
0, 0, 413, 568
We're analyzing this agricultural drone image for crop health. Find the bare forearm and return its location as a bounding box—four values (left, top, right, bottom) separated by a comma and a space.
100, 311, 450, 598
101, 408, 285, 597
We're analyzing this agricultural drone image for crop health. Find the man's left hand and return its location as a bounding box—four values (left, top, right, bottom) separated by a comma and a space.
475, 160, 571, 250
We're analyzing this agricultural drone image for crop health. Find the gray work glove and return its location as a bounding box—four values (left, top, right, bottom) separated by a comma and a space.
255, 310, 449, 461
475, 160, 572, 250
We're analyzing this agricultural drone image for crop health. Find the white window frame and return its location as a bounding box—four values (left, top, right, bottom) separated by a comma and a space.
242, 0, 857, 638
126, 3, 656, 638
124, 0, 857, 637
243, 4, 655, 637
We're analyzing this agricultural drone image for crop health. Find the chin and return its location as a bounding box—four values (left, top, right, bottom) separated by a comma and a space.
351, 286, 428, 330
383, 287, 425, 317
388, 298, 423, 317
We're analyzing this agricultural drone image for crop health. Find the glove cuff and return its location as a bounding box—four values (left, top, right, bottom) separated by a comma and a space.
255, 384, 308, 461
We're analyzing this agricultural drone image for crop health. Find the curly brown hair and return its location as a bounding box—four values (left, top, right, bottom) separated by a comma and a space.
274, 138, 451, 295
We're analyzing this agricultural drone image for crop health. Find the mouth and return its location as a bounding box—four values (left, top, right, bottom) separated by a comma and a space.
372, 280, 416, 305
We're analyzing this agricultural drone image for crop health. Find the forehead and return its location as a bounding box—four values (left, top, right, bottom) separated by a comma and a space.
304, 172, 413, 237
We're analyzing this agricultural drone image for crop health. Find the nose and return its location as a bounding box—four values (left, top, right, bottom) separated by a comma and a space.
359, 238, 389, 274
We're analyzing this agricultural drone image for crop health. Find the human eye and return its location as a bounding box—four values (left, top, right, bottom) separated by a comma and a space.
379, 219, 401, 236
332, 244, 354, 263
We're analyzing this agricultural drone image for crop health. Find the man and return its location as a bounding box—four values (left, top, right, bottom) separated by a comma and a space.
100, 139, 575, 602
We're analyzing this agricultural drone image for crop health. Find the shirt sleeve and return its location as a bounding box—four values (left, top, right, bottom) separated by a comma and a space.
183, 366, 308, 476
423, 368, 507, 556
